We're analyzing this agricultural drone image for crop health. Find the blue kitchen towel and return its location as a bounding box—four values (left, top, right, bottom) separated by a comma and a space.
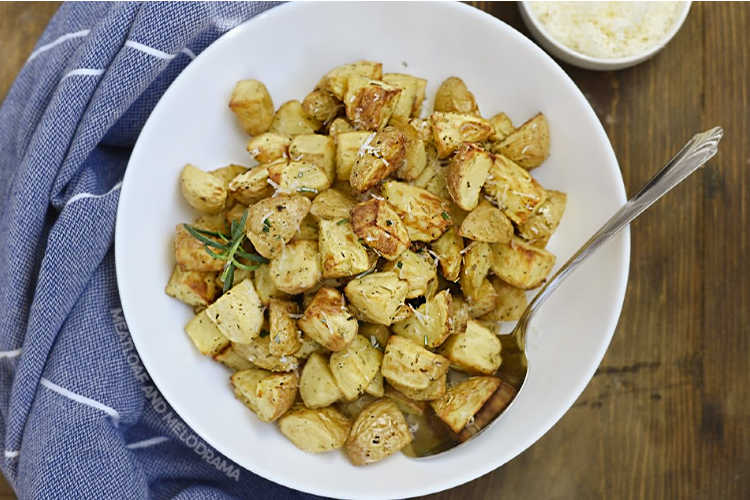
0, 2, 320, 499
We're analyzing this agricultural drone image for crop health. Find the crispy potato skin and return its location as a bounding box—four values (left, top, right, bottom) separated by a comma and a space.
345, 399, 412, 465
490, 236, 556, 289
269, 100, 321, 136
381, 335, 449, 390
350, 128, 407, 192
165, 267, 219, 307
495, 113, 550, 169
459, 200, 513, 243
381, 181, 452, 242
298, 287, 358, 351
431, 227, 463, 282
446, 143, 493, 211
231, 369, 298, 422
434, 77, 479, 115
317, 219, 372, 278
184, 310, 229, 356
179, 164, 228, 214
300, 352, 343, 408
392, 289, 452, 348
351, 199, 410, 260
430, 376, 501, 432
344, 76, 402, 131
269, 240, 322, 294
518, 189, 567, 246
246, 194, 311, 259
382, 73, 426, 120
487, 112, 514, 142
228, 165, 274, 205
279, 405, 352, 452
317, 60, 383, 100
430, 112, 492, 159
246, 133, 291, 164
335, 131, 372, 181
268, 299, 302, 356
229, 79, 274, 135
344, 271, 408, 326
302, 89, 341, 124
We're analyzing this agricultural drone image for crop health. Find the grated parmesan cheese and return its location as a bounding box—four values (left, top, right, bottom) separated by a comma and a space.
529, 2, 684, 59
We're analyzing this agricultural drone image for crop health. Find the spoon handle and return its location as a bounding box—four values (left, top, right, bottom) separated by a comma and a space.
521, 126, 724, 324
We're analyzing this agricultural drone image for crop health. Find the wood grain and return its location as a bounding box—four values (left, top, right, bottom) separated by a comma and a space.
0, 2, 748, 499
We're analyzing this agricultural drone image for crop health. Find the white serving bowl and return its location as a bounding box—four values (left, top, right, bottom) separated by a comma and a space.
115, 3, 629, 498
519, 2, 692, 71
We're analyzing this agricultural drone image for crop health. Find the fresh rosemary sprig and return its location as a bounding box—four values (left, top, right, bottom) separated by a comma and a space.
183, 209, 269, 293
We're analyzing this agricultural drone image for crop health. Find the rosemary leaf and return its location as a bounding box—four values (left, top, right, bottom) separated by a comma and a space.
183, 224, 229, 250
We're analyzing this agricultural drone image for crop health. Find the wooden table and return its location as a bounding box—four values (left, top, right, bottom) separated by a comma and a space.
1, 3, 747, 499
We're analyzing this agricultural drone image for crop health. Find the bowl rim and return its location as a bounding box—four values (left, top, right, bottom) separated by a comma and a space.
519, 1, 692, 67
114, 2, 631, 497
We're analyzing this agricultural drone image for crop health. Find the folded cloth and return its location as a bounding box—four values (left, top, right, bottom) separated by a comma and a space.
0, 2, 320, 498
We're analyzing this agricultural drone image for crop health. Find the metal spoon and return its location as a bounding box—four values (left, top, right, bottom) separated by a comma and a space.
422, 126, 724, 456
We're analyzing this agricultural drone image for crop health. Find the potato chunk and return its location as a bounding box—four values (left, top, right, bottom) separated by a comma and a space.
359, 323, 391, 350
344, 272, 408, 325
430, 112, 492, 158
381, 249, 437, 299
430, 376, 501, 432
484, 154, 547, 225
300, 352, 343, 408
289, 134, 336, 182
430, 227, 463, 282
434, 76, 479, 115
344, 76, 401, 131
246, 194, 311, 259
317, 219, 372, 278
350, 199, 409, 260
466, 278, 498, 318
333, 131, 371, 182
487, 112, 514, 142
350, 128, 406, 192
165, 267, 218, 307
392, 120, 428, 182
330, 335, 383, 400
229, 79, 274, 135
252, 263, 289, 305
174, 224, 227, 272
480, 277, 528, 322
184, 310, 229, 356
460, 242, 492, 295
298, 287, 358, 351
446, 143, 492, 211
179, 164, 228, 214
204, 279, 263, 343
310, 188, 356, 220
518, 189, 567, 246
392, 290, 452, 348
382, 73, 426, 120
228, 165, 273, 204
301, 89, 341, 124
365, 370, 385, 397
490, 237, 556, 289
246, 133, 291, 164
389, 374, 447, 401
317, 60, 383, 100
442, 320, 502, 374
459, 200, 513, 243
345, 399, 412, 465
267, 160, 331, 197
381, 181, 451, 242
214, 344, 255, 371
269, 100, 321, 136
232, 337, 300, 372
268, 299, 302, 356
449, 295, 471, 335
279, 406, 351, 453
269, 240, 322, 294
328, 117, 354, 136
382, 335, 449, 390
231, 368, 297, 422
494, 113, 550, 169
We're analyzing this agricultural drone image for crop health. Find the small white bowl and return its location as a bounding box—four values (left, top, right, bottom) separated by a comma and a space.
519, 2, 691, 71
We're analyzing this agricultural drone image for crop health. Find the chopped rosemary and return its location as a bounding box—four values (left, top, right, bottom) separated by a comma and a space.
441, 211, 450, 220
396, 261, 403, 269
259, 329, 270, 338
337, 218, 349, 225
297, 186, 318, 194
424, 335, 429, 346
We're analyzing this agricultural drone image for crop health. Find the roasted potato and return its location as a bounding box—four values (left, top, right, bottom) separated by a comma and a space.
446, 143, 492, 211
480, 277, 528, 322
268, 299, 302, 356
335, 131, 372, 181
294, 214, 319, 240
317, 60, 383, 100
269, 240, 322, 294
184, 310, 230, 356
328, 117, 354, 136
388, 373, 447, 401
330, 334, 383, 400
345, 399, 412, 465
246, 133, 291, 164
298, 287, 358, 351
382, 73, 426, 120
228, 165, 274, 204
214, 344, 255, 371
296, 335, 329, 360
487, 112, 514, 142
381, 335, 449, 390
465, 278, 498, 318
210, 164, 248, 208
484, 154, 547, 225
351, 199, 410, 260
430, 111, 492, 159
232, 337, 300, 372
229, 79, 274, 135
344, 76, 401, 131
204, 279, 264, 343
246, 194, 311, 259
350, 128, 407, 192
449, 295, 471, 335
392, 289, 452, 348
165, 267, 219, 307
390, 118, 428, 181
430, 227, 463, 282
381, 181, 452, 242
490, 237, 556, 289
434, 76, 479, 115
517, 189, 567, 246
430, 376, 501, 432
442, 320, 502, 374
267, 160, 331, 197
344, 271, 408, 325
458, 200, 513, 243
381, 249, 437, 299
494, 113, 550, 169
317, 219, 372, 278
231, 368, 297, 422
310, 188, 356, 221
460, 242, 492, 295
289, 134, 336, 182
252, 263, 289, 305
359, 323, 391, 350
279, 405, 352, 453
179, 164, 227, 214
301, 89, 341, 124
173, 224, 225, 271
300, 352, 344, 408
269, 100, 321, 136
365, 370, 385, 397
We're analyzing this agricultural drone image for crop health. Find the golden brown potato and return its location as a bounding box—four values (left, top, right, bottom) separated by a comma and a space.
382, 73, 426, 120
301, 89, 341, 124
459, 200, 513, 243
449, 295, 471, 335
344, 271, 408, 325
345, 399, 412, 465
350, 199, 410, 260
296, 335, 329, 360
246, 133, 291, 164
268, 299, 302, 357
165, 267, 219, 307
336, 394, 378, 419
232, 335, 300, 372
457, 379, 517, 442
388, 374, 447, 401
269, 100, 321, 136
494, 113, 550, 169
390, 118, 428, 181
365, 370, 385, 397
518, 189, 567, 246
298, 287, 358, 351
392, 289, 452, 349
317, 60, 383, 100
409, 118, 433, 144
184, 310, 229, 356
446, 143, 492, 211
487, 112, 514, 142
289, 134, 336, 182
252, 263, 289, 305
330, 334, 383, 400
480, 277, 528, 322
214, 344, 255, 371
328, 117, 354, 136
300, 352, 344, 408
204, 279, 264, 343
430, 227, 463, 282
335, 131, 372, 181
210, 164, 248, 208
344, 76, 402, 131
174, 224, 226, 272
381, 249, 437, 299
294, 214, 319, 241
484, 154, 547, 225
310, 188, 356, 221
231, 368, 297, 422
381, 181, 452, 242
269, 240, 322, 294
228, 165, 274, 205
430, 111, 492, 158
430, 376, 501, 432
381, 335, 449, 390
359, 323, 391, 350
466, 278, 498, 318
442, 320, 502, 374
267, 160, 332, 197
384, 386, 427, 415
246, 194, 312, 259
278, 405, 351, 452
229, 79, 274, 135
179, 164, 227, 214
413, 155, 450, 201
434, 76, 479, 115
460, 242, 492, 295
317, 219, 372, 278
350, 128, 407, 192
490, 237, 556, 289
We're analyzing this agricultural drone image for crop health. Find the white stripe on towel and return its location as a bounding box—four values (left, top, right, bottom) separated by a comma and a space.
27, 29, 91, 63
40, 378, 120, 424
125, 436, 169, 450
62, 68, 105, 80
0, 349, 22, 359
181, 48, 196, 60
4, 450, 19, 459
64, 181, 122, 208
125, 40, 176, 60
